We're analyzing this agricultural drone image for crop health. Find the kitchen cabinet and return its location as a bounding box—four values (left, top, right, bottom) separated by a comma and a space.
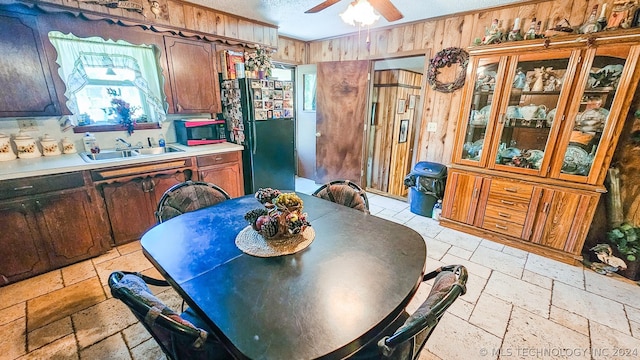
0, 10, 59, 117
164, 37, 221, 114
0, 172, 110, 285
94, 159, 194, 245
197, 151, 244, 198
442, 32, 640, 264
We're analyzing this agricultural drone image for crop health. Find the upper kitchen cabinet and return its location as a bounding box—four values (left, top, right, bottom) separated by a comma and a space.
0, 11, 59, 117
164, 37, 221, 114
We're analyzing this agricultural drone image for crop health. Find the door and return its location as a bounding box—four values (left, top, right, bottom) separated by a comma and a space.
296, 64, 317, 180
316, 60, 369, 184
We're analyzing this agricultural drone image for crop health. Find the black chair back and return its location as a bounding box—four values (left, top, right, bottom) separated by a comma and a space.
312, 180, 370, 213
155, 181, 230, 223
108, 271, 232, 360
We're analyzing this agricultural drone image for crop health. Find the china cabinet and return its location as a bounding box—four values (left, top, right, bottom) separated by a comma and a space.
442, 31, 640, 264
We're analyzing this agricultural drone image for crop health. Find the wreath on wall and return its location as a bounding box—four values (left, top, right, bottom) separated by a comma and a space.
427, 47, 469, 93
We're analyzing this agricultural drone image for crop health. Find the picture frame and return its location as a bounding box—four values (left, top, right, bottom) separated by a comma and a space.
409, 95, 417, 109
397, 99, 406, 114
399, 119, 409, 143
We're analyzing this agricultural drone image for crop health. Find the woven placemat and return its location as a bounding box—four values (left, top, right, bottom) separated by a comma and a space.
235, 226, 315, 257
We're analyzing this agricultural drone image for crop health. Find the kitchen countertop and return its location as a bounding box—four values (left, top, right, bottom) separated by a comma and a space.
0, 142, 244, 181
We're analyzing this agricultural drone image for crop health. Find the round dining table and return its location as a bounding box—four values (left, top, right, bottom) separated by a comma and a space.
141, 193, 427, 359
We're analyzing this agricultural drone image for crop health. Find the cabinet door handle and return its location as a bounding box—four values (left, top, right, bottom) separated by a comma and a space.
504, 187, 518, 193
148, 179, 155, 192
498, 212, 511, 218
543, 202, 550, 213
501, 200, 515, 205
472, 188, 478, 198
215, 157, 223, 161
35, 200, 42, 210
13, 185, 33, 191
495, 224, 508, 230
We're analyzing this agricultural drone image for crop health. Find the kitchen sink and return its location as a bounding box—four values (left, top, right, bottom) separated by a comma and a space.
80, 149, 139, 162
79, 145, 184, 162
136, 145, 184, 155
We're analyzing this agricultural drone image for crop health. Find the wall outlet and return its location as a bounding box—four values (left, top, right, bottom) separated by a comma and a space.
18, 119, 38, 132
426, 122, 437, 132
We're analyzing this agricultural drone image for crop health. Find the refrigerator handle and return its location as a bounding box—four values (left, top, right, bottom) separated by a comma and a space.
252, 120, 257, 154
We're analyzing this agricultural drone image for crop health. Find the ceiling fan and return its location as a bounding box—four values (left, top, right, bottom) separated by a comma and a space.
305, 0, 404, 23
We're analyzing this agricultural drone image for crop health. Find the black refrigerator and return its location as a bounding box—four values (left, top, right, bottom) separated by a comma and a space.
221, 78, 295, 193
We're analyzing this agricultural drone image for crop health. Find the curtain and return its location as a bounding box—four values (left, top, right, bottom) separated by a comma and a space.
48, 31, 166, 124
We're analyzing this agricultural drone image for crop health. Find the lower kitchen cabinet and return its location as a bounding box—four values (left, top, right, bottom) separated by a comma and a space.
100, 170, 189, 245
197, 151, 244, 198
0, 200, 49, 285
441, 168, 600, 264
0, 177, 110, 286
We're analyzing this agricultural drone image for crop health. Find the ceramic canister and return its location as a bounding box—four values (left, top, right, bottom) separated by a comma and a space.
0, 132, 17, 161
61, 137, 77, 154
13, 130, 42, 158
40, 134, 61, 156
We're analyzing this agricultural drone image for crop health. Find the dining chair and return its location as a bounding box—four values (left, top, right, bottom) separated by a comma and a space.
348, 265, 468, 360
312, 179, 370, 213
108, 271, 233, 360
155, 181, 231, 223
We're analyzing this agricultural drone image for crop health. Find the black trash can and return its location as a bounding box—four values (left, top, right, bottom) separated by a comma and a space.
404, 162, 447, 217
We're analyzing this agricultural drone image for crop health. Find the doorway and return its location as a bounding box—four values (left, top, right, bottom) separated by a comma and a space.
365, 56, 426, 198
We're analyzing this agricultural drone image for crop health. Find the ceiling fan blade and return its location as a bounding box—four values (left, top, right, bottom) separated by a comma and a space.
368, 0, 404, 22
305, 0, 343, 14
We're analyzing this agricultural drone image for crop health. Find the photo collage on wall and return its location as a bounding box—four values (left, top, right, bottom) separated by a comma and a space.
251, 80, 294, 120
220, 79, 245, 145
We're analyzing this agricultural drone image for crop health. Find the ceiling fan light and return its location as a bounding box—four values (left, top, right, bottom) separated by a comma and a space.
340, 0, 380, 27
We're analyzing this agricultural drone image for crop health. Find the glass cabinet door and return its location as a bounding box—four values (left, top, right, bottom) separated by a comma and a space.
454, 56, 505, 166
487, 50, 578, 176
553, 45, 639, 183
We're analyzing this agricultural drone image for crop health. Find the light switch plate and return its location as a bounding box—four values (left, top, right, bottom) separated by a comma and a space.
427, 122, 437, 132
18, 119, 38, 132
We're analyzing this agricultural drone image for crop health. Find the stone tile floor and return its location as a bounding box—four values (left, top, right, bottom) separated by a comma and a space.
1, 177, 639, 359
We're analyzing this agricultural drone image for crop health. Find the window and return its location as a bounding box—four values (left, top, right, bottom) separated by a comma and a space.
48, 32, 166, 131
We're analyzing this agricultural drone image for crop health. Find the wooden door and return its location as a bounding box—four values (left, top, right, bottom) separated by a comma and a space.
0, 200, 49, 285
441, 171, 485, 225
37, 190, 110, 267
295, 64, 317, 180
0, 12, 59, 117
316, 60, 369, 184
531, 188, 598, 254
102, 179, 156, 245
164, 37, 220, 114
199, 163, 244, 198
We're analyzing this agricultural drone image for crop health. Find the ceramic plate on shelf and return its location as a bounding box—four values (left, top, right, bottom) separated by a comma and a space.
577, 108, 609, 126
562, 145, 591, 175
546, 108, 556, 126
479, 105, 492, 117
526, 149, 544, 169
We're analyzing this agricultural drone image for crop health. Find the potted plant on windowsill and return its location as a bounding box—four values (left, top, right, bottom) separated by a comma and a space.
607, 223, 640, 280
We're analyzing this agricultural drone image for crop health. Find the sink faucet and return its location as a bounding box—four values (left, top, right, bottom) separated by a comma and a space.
115, 138, 131, 148
115, 138, 142, 150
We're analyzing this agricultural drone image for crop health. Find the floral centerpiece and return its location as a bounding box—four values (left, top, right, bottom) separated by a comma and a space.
107, 88, 139, 135
244, 45, 273, 78
244, 188, 310, 239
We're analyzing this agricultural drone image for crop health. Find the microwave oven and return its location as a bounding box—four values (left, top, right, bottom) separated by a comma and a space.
175, 119, 227, 146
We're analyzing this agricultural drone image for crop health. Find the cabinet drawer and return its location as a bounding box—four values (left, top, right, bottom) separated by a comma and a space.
0, 172, 84, 200
485, 204, 527, 225
197, 151, 240, 167
486, 195, 531, 213
482, 216, 524, 238
488, 179, 533, 201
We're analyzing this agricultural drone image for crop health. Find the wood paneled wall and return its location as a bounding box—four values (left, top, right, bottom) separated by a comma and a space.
307, 0, 623, 166
370, 69, 421, 197
20, 0, 279, 47
274, 36, 307, 64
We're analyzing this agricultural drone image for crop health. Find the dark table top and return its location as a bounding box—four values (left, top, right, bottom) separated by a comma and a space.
141, 193, 426, 360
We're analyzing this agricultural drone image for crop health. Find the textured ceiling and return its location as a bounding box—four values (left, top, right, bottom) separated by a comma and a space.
186, 0, 528, 41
